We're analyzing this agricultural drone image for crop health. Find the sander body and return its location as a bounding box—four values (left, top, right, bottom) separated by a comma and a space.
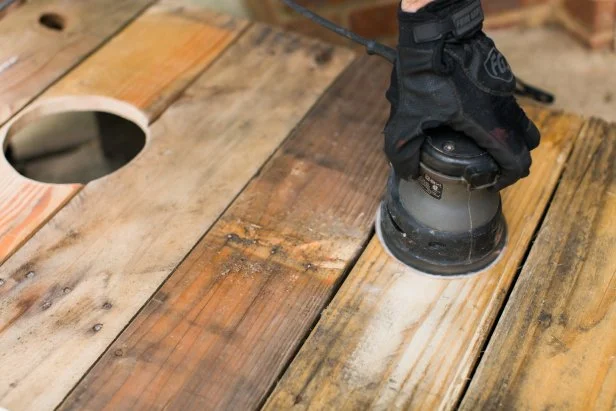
376, 127, 507, 276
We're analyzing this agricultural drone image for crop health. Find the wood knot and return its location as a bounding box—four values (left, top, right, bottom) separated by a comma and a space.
92, 323, 103, 332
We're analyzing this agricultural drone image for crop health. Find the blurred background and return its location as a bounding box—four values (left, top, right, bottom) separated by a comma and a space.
187, 0, 616, 122
2, 0, 614, 121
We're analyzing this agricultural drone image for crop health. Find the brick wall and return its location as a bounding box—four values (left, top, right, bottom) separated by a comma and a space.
558, 0, 616, 48
244, 0, 616, 49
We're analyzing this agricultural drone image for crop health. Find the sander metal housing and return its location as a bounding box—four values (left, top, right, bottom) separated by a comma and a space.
377, 127, 508, 276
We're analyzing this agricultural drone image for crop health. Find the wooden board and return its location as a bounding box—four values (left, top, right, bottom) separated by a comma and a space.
0, 0, 23, 21
0, 1, 247, 264
0, 0, 153, 125
264, 109, 586, 410
0, 25, 353, 411
59, 56, 390, 411
460, 118, 616, 410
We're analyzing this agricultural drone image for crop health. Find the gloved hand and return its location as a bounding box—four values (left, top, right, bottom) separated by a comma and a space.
385, 0, 541, 190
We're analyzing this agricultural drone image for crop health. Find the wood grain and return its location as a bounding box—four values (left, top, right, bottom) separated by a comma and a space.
0, 25, 353, 411
0, 0, 153, 125
460, 118, 616, 410
264, 109, 586, 410
0, 1, 247, 264
59, 56, 389, 411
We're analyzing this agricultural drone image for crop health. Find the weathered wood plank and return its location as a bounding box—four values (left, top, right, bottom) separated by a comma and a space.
0, 1, 247, 264
0, 25, 353, 411
59, 56, 388, 411
460, 118, 616, 410
264, 109, 585, 410
0, 0, 154, 125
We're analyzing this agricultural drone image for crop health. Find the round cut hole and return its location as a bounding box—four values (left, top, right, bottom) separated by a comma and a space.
2, 97, 148, 184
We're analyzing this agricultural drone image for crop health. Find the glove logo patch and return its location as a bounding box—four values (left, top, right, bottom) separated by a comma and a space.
484, 47, 513, 83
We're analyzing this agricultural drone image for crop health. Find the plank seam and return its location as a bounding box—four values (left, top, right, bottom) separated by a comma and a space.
453, 116, 589, 410
57, 48, 359, 410
258, 227, 377, 410
0, 0, 157, 130
143, 17, 253, 125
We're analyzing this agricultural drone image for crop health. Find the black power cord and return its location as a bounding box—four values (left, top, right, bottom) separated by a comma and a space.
282, 0, 397, 63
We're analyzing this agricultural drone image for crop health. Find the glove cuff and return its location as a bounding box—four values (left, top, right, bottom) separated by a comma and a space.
398, 0, 484, 46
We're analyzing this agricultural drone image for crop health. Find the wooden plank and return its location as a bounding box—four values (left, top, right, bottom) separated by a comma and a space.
264, 109, 586, 410
0, 0, 154, 125
460, 118, 616, 410
0, 1, 247, 264
0, 0, 24, 21
0, 25, 354, 411
59, 56, 389, 411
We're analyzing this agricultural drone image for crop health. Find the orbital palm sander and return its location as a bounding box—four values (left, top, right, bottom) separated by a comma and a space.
284, 0, 552, 276
377, 128, 506, 275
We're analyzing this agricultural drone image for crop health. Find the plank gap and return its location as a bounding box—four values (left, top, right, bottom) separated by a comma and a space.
453, 155, 569, 410
0, 0, 156, 129
257, 225, 377, 411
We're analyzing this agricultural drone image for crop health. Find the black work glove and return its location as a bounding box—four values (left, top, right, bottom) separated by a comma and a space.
385, 0, 541, 190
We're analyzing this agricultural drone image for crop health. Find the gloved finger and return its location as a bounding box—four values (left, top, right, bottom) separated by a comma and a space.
521, 115, 541, 150
448, 117, 532, 190
385, 67, 400, 125
385, 134, 425, 180
500, 99, 541, 151
490, 145, 532, 191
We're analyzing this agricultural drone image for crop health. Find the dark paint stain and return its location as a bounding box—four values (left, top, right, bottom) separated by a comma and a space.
10, 262, 36, 282
206, 324, 234, 341
315, 47, 334, 65
284, 37, 301, 54
226, 233, 257, 246
253, 26, 272, 46
538, 311, 552, 328
0, 293, 39, 334
47, 230, 80, 253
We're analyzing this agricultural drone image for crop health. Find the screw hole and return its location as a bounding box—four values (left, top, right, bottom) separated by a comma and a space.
39, 12, 65, 31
